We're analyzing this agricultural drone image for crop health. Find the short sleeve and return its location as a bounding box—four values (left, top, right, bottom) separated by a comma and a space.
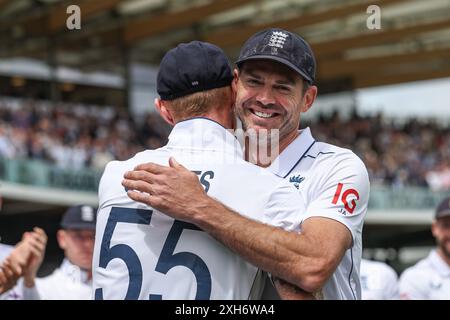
302, 153, 370, 244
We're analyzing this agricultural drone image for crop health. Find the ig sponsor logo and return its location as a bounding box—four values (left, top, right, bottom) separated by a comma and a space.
332, 183, 360, 214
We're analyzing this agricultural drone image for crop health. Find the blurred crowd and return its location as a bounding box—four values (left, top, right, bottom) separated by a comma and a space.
1, 97, 449, 191
308, 111, 450, 191
0, 97, 170, 171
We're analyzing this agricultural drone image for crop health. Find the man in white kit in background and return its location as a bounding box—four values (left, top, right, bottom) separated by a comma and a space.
23, 205, 96, 300
399, 196, 450, 299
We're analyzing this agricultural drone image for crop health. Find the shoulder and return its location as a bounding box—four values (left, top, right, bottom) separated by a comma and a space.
99, 159, 128, 196
400, 258, 431, 282
103, 150, 152, 174
34, 269, 63, 290
101, 150, 160, 186
307, 142, 370, 198
313, 142, 368, 174
99, 149, 169, 205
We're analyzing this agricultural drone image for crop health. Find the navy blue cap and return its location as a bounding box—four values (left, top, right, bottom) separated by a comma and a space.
157, 41, 233, 100
436, 197, 450, 219
236, 28, 316, 84
60, 205, 97, 230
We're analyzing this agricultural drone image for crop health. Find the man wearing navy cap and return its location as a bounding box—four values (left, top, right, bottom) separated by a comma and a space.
123, 29, 370, 300
93, 41, 307, 300
399, 197, 450, 299
23, 205, 96, 300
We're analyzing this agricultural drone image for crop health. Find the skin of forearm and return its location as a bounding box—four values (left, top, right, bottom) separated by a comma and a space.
192, 196, 329, 292
274, 277, 321, 300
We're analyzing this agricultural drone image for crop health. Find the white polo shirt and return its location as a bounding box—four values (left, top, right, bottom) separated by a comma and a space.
399, 250, 450, 299
93, 118, 304, 300
360, 259, 399, 300
268, 127, 370, 300
22, 258, 92, 300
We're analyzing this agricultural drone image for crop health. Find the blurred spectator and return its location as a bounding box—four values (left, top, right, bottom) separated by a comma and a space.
23, 205, 96, 300
399, 196, 450, 299
426, 160, 450, 191
310, 111, 450, 190
0, 97, 168, 171
360, 258, 399, 300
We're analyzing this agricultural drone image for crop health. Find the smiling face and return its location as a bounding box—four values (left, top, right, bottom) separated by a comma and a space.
233, 59, 317, 151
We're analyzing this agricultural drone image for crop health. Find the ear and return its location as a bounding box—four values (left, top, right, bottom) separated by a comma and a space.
57, 230, 67, 250
230, 84, 237, 108
300, 85, 318, 113
231, 68, 239, 97
155, 98, 175, 125
431, 220, 438, 238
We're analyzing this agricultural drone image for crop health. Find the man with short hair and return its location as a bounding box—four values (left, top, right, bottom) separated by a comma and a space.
123, 28, 370, 299
399, 197, 450, 299
92, 41, 306, 300
23, 205, 96, 299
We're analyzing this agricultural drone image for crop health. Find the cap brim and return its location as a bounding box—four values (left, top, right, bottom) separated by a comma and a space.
236, 55, 313, 84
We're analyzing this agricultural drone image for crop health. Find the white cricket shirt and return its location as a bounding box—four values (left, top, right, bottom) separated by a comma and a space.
268, 127, 370, 300
22, 258, 92, 300
93, 118, 304, 300
399, 250, 450, 299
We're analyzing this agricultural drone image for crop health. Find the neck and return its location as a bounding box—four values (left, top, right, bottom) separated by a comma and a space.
177, 110, 233, 130
279, 130, 300, 154
203, 112, 233, 129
